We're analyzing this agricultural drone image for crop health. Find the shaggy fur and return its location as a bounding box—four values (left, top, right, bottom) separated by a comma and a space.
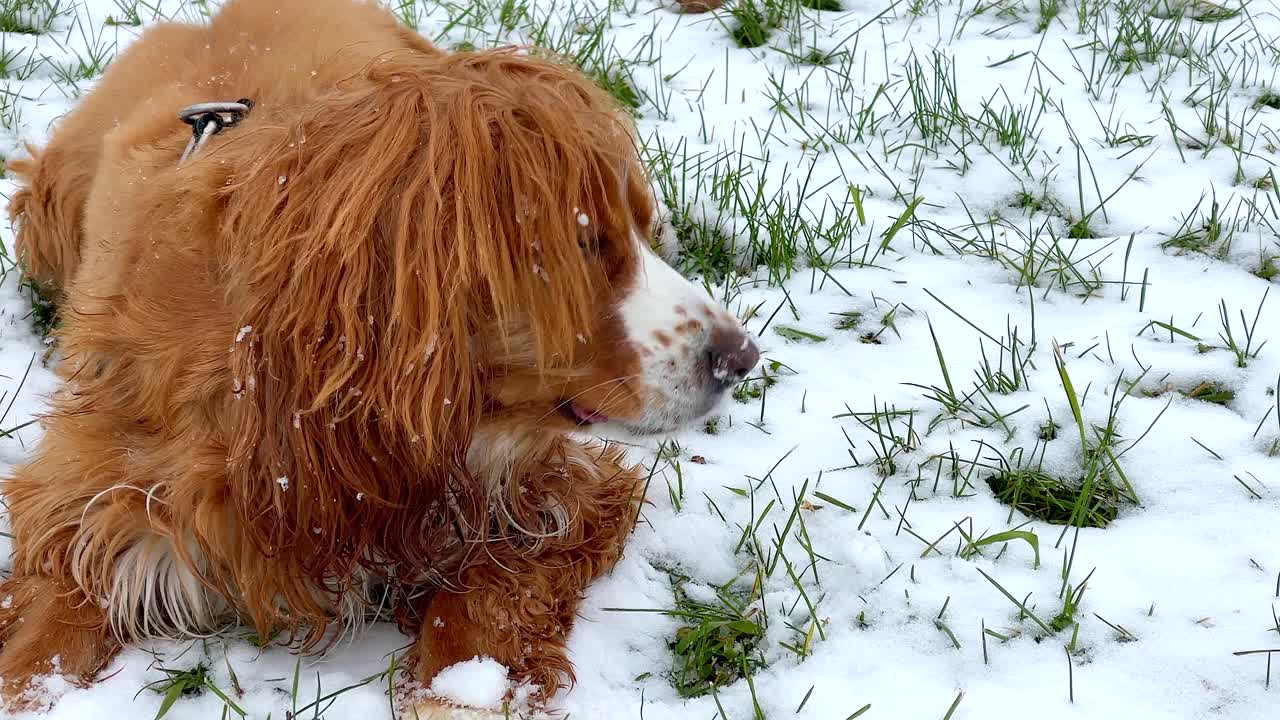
0, 0, 757, 713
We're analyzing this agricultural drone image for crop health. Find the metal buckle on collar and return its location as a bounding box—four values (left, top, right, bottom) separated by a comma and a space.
178, 98, 254, 165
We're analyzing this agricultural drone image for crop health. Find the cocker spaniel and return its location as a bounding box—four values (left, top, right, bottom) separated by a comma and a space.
0, 0, 758, 716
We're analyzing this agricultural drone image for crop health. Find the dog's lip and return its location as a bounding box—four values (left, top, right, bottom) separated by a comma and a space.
557, 400, 609, 426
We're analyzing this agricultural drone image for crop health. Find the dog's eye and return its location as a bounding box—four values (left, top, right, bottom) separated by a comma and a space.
579, 232, 608, 257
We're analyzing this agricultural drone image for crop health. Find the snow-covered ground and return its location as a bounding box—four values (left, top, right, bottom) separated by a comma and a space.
0, 0, 1277, 718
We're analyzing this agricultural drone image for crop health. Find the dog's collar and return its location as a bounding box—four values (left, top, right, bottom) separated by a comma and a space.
178, 99, 254, 165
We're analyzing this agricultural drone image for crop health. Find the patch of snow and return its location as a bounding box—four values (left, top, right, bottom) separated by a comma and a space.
429, 657, 510, 710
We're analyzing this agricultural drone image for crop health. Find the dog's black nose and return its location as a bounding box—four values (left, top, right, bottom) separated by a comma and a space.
708, 327, 761, 388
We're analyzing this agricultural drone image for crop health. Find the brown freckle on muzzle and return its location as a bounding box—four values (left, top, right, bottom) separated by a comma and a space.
653, 330, 673, 347
675, 319, 704, 335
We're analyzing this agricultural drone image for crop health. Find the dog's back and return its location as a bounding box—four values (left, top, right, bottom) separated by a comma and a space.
8, 0, 436, 296
0, 0, 446, 701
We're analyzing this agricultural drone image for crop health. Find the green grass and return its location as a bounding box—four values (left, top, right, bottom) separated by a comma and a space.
1161, 194, 1233, 257
774, 325, 827, 343
137, 651, 403, 719
141, 663, 246, 720
673, 215, 739, 282
668, 584, 766, 698
986, 467, 1121, 528
978, 348, 1145, 529
728, 0, 773, 50
1035, 0, 1061, 33
832, 310, 863, 331
1066, 218, 1097, 240
105, 0, 143, 26
1255, 256, 1278, 281
1144, 381, 1235, 406
1256, 90, 1280, 110
1216, 290, 1270, 368
732, 367, 776, 403
1014, 190, 1053, 214
0, 0, 66, 34
391, 0, 425, 28
19, 275, 58, 339
0, 41, 40, 79
592, 59, 642, 112
1190, 1, 1240, 23
800, 48, 834, 66
46, 14, 116, 96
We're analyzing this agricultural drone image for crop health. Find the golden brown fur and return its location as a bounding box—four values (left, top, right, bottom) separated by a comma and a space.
0, 0, 679, 710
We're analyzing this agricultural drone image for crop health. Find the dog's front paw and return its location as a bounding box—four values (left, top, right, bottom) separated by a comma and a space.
408, 698, 516, 720
398, 656, 546, 720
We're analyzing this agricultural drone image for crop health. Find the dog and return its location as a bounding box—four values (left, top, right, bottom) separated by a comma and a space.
0, 0, 758, 715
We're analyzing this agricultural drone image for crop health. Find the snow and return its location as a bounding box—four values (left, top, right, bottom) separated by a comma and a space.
429, 657, 511, 710
0, 0, 1276, 719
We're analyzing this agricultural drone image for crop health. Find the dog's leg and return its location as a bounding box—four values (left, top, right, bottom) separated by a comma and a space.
406, 442, 642, 715
0, 575, 119, 708
0, 406, 230, 709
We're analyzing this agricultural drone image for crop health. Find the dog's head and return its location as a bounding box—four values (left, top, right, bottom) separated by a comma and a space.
469, 99, 760, 436
221, 49, 756, 482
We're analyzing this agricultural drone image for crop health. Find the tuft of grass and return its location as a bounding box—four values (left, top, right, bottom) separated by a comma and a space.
46, 14, 117, 97
728, 0, 774, 49
1161, 194, 1233, 257
1014, 190, 1055, 214
20, 275, 58, 339
105, 0, 142, 26
1182, 381, 1234, 406
592, 59, 642, 112
391, 0, 425, 28
0, 82, 21, 131
1256, 90, 1280, 111
1189, 1, 1240, 23
608, 567, 769, 702
984, 348, 1145, 528
1066, 218, 1097, 240
0, 41, 40, 79
140, 663, 246, 720
986, 466, 1119, 528
800, 0, 841, 9
1256, 256, 1278, 281
1050, 574, 1091, 633
1038, 420, 1060, 442
672, 216, 738, 283
1216, 290, 1269, 368
667, 583, 766, 698
800, 48, 833, 66
733, 365, 777, 403
836, 402, 919, 478
0, 0, 67, 35
1035, 0, 1061, 33
832, 310, 863, 331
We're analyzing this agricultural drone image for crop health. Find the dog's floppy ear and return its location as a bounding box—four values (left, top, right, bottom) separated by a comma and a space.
214, 51, 629, 580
